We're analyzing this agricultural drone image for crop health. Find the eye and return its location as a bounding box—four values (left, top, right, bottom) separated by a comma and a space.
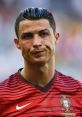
21, 32, 33, 40
39, 31, 49, 38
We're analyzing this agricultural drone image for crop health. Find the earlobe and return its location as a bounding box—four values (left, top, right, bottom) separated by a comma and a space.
14, 38, 21, 49
55, 33, 60, 43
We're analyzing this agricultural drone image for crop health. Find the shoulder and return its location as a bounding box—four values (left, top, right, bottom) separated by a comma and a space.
0, 71, 20, 100
0, 71, 19, 87
55, 70, 82, 93
0, 69, 23, 88
0, 69, 34, 101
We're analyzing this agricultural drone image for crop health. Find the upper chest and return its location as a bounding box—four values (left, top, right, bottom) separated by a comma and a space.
1, 85, 82, 117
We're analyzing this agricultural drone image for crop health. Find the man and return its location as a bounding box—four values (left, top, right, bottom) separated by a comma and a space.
0, 8, 82, 117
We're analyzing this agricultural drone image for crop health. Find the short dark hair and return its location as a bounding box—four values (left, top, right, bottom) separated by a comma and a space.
15, 8, 56, 38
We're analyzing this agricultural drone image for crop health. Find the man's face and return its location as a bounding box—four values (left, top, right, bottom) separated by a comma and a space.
14, 19, 59, 65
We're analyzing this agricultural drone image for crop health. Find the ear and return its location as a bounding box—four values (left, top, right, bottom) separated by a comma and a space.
14, 38, 21, 49
55, 33, 60, 44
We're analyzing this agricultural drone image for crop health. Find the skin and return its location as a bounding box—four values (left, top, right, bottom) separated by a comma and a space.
14, 19, 60, 87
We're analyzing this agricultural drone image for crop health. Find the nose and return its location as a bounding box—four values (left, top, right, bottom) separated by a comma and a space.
33, 35, 42, 48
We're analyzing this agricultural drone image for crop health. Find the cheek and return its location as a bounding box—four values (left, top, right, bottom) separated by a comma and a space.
21, 42, 31, 51
21, 47, 30, 61
20, 44, 30, 56
45, 39, 55, 49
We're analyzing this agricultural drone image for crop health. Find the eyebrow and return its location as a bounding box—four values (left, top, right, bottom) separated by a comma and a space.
21, 29, 50, 37
39, 29, 49, 32
23, 29, 49, 33
20, 32, 33, 38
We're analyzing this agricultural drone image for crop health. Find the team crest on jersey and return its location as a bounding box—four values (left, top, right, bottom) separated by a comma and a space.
60, 95, 76, 116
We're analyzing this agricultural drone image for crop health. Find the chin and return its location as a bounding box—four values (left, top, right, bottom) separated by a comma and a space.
30, 59, 48, 65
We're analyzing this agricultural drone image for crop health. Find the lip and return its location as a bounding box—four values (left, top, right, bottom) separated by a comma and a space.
30, 50, 45, 56
31, 50, 44, 54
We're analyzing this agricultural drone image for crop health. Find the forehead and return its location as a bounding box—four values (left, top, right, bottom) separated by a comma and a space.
19, 19, 52, 33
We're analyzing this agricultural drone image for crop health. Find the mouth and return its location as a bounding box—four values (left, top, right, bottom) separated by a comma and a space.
30, 50, 46, 57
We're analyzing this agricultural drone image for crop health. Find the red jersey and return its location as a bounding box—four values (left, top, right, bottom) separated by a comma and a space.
0, 69, 82, 117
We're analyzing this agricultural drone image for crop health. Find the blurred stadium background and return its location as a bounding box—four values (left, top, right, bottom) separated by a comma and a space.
0, 0, 82, 82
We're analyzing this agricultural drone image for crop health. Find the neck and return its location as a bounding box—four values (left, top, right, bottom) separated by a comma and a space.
21, 58, 55, 87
